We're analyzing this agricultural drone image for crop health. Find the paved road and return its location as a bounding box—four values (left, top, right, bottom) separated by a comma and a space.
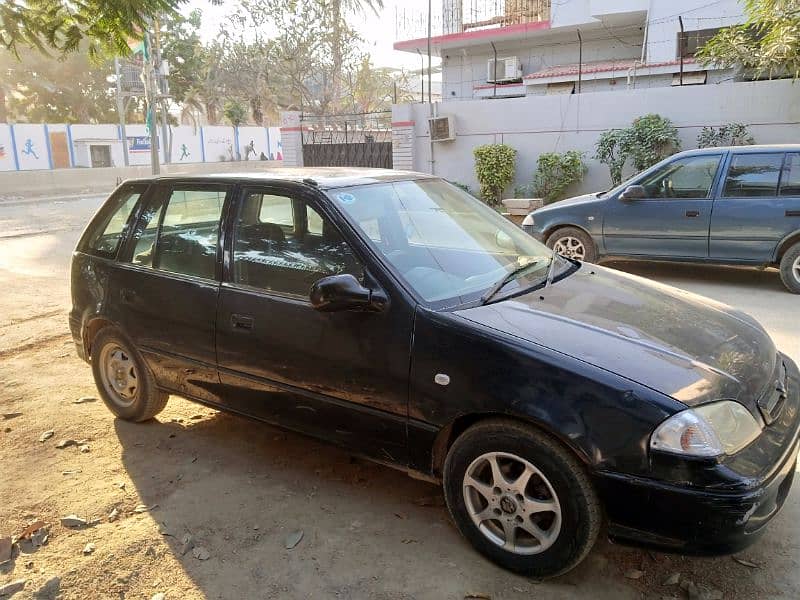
1, 194, 799, 598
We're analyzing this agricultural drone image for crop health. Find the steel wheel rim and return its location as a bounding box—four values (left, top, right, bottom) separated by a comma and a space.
553, 236, 586, 260
463, 451, 562, 555
99, 343, 138, 408
793, 256, 800, 283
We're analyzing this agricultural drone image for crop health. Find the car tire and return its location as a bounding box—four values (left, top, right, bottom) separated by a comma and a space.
443, 419, 601, 578
545, 227, 598, 263
779, 242, 800, 294
91, 327, 168, 422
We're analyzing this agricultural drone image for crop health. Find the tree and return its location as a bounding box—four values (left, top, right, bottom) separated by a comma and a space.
0, 0, 181, 58
696, 0, 800, 79
223, 100, 247, 127
329, 0, 383, 104
0, 47, 127, 123
347, 58, 415, 113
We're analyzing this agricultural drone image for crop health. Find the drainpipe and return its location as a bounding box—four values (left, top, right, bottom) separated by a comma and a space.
490, 41, 498, 98
678, 16, 685, 86
576, 29, 582, 94
417, 49, 424, 102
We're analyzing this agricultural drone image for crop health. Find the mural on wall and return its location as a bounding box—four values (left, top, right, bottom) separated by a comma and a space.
0, 125, 15, 171
203, 126, 236, 163
268, 127, 283, 161
0, 122, 282, 171
170, 126, 204, 163
13, 124, 50, 170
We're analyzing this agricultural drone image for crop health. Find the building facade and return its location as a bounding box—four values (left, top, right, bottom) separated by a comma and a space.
394, 0, 747, 101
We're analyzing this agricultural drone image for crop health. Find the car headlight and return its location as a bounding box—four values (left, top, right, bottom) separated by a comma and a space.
650, 401, 762, 458
521, 214, 534, 227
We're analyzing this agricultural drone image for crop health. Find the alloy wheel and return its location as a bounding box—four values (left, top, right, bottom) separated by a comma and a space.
793, 256, 800, 283
553, 236, 586, 260
463, 451, 562, 555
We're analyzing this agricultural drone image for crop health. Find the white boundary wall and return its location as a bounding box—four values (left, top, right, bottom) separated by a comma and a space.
0, 123, 282, 172
396, 79, 800, 196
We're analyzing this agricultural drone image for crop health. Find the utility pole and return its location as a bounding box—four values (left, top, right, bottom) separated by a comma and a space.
143, 25, 160, 175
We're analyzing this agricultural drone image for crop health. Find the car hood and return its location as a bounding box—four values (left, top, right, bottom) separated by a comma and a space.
533, 193, 601, 213
455, 264, 777, 408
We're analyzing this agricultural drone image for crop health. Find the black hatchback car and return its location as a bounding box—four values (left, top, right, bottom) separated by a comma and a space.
71, 169, 799, 577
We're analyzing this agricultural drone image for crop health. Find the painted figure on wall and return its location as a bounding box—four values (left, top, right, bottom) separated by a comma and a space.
22, 139, 39, 159
180, 144, 190, 160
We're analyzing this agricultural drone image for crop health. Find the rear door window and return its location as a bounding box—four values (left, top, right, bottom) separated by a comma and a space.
722, 153, 783, 197
124, 184, 230, 280
83, 186, 145, 258
780, 153, 800, 196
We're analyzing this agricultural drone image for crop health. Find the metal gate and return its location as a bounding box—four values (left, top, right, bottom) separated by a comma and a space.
301, 111, 393, 169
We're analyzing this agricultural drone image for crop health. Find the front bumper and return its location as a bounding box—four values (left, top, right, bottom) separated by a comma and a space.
595, 354, 800, 555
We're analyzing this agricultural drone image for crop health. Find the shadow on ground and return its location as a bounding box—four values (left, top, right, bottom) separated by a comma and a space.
112, 407, 785, 599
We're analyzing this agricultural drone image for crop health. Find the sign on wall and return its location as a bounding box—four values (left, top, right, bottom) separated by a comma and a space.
203, 126, 236, 163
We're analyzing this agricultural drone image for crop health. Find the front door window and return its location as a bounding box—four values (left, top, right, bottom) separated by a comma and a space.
638, 155, 722, 199
232, 191, 363, 296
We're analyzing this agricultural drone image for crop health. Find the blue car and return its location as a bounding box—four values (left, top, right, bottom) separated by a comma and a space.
523, 145, 800, 293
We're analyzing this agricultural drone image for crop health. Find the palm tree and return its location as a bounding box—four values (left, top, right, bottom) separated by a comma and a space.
330, 0, 384, 110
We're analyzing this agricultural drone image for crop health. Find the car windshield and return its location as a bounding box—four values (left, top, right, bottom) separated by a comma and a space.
327, 178, 562, 307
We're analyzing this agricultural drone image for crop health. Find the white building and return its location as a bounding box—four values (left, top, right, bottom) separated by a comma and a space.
394, 0, 747, 101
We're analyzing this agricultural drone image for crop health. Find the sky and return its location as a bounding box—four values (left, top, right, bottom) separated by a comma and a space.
186, 0, 433, 72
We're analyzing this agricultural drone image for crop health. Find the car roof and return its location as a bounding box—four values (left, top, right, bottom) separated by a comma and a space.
125, 167, 435, 190
676, 144, 800, 157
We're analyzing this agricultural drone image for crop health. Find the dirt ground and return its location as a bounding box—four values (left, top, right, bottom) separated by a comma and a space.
1, 194, 799, 599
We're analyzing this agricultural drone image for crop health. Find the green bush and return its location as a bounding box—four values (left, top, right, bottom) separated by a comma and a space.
532, 151, 587, 204
697, 123, 755, 148
595, 114, 681, 185
627, 114, 681, 172
448, 180, 473, 195
473, 143, 517, 205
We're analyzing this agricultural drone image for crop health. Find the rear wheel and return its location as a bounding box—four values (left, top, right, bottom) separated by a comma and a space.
91, 327, 168, 421
779, 242, 800, 294
443, 419, 601, 578
546, 227, 598, 263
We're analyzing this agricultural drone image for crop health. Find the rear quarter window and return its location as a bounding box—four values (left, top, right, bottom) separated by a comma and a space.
81, 185, 147, 258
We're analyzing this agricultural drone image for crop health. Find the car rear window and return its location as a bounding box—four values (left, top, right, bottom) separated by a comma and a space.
82, 185, 146, 258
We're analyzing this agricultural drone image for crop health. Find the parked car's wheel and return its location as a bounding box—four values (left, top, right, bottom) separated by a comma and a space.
779, 242, 800, 294
443, 419, 601, 578
91, 327, 168, 421
545, 227, 597, 263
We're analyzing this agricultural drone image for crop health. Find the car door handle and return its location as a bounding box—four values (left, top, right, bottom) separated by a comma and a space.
230, 313, 254, 331
685, 210, 700, 217
786, 210, 800, 217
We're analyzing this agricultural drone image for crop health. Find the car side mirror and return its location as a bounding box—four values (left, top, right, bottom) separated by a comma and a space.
309, 274, 385, 313
619, 185, 646, 201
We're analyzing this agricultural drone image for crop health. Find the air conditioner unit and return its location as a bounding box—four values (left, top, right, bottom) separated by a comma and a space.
487, 56, 521, 83
429, 116, 455, 142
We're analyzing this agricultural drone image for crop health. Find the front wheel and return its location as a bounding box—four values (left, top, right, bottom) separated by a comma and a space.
91, 327, 168, 421
546, 227, 598, 263
779, 242, 800, 294
443, 419, 601, 578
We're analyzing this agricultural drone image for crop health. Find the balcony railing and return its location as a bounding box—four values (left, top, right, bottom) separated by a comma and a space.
396, 0, 551, 41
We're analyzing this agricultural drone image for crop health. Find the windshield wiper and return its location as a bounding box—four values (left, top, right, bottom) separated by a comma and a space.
480, 259, 547, 305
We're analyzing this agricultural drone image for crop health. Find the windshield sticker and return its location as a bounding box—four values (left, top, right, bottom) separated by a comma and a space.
336, 192, 356, 205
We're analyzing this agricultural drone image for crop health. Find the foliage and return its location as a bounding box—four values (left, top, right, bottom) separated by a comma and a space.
0, 0, 180, 58
448, 181, 473, 195
696, 0, 800, 80
532, 151, 587, 203
223, 100, 248, 127
594, 129, 629, 186
626, 114, 681, 172
595, 114, 680, 185
473, 144, 517, 205
513, 184, 535, 198
348, 57, 415, 113
0, 47, 129, 123
697, 123, 756, 148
